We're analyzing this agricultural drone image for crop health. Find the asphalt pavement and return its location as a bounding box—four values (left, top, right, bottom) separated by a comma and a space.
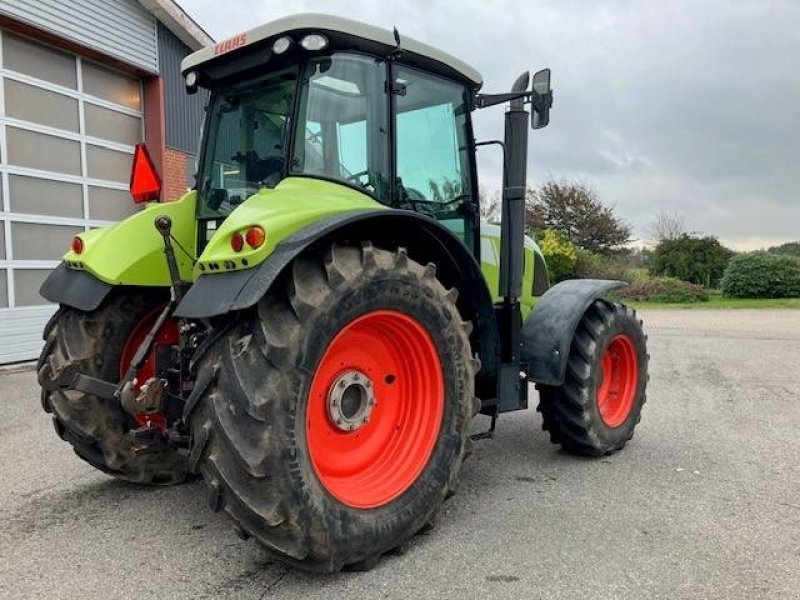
1, 309, 799, 599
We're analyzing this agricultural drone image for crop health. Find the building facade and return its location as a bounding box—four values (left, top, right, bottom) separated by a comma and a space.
0, 0, 212, 363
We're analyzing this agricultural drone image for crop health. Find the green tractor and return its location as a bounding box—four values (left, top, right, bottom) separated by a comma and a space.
37, 14, 648, 572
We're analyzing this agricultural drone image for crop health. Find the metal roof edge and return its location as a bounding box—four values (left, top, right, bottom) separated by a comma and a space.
138, 0, 215, 50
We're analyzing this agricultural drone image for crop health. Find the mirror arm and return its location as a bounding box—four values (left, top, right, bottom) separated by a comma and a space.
476, 89, 553, 111
476, 91, 532, 109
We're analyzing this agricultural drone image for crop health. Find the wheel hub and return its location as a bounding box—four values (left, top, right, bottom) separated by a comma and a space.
327, 370, 376, 431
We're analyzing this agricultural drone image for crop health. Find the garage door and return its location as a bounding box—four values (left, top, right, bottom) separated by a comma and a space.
0, 30, 142, 363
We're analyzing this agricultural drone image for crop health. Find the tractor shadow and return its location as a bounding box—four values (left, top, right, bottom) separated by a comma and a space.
6, 475, 212, 542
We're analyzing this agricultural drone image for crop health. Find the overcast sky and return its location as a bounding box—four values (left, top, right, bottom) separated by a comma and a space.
180, 0, 800, 250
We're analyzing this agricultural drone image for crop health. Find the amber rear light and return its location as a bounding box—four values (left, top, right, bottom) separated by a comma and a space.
245, 226, 266, 249
71, 236, 84, 254
130, 143, 162, 204
231, 232, 244, 252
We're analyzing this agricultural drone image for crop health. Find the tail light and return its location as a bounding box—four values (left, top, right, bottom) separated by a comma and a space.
230, 232, 244, 252
130, 143, 162, 203
231, 227, 265, 253
245, 226, 266, 249
71, 236, 84, 254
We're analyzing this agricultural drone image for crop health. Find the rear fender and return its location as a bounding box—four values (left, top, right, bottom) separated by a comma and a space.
39, 192, 197, 310
59, 192, 197, 286
520, 279, 626, 386
175, 210, 499, 383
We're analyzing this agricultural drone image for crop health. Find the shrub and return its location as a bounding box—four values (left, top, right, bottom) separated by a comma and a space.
538, 229, 577, 283
612, 277, 709, 303
720, 252, 800, 298
649, 234, 734, 287
573, 248, 633, 281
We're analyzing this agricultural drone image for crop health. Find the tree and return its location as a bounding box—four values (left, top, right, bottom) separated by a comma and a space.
649, 234, 734, 287
650, 211, 687, 242
479, 187, 501, 223
768, 241, 800, 257
525, 179, 631, 254
428, 178, 463, 202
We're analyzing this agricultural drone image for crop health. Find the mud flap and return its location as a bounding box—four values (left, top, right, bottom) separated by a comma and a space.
39, 263, 113, 311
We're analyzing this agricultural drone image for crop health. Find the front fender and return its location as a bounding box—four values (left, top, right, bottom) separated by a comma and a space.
520, 279, 626, 386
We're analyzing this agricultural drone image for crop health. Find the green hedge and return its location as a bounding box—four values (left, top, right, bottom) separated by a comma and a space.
573, 248, 632, 281
612, 277, 709, 303
720, 252, 800, 298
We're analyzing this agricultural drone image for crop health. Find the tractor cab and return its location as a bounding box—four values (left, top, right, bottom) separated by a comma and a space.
183, 14, 483, 251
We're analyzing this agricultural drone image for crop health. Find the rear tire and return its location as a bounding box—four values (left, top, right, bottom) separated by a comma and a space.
188, 242, 477, 572
536, 300, 648, 456
37, 291, 188, 484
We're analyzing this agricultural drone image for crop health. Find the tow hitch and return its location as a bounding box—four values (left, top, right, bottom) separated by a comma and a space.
40, 213, 194, 450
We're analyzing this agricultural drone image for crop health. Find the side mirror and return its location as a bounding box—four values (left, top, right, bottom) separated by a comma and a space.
532, 68, 550, 95
531, 68, 553, 130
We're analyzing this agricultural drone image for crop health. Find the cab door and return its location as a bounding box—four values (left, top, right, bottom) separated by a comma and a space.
392, 65, 478, 255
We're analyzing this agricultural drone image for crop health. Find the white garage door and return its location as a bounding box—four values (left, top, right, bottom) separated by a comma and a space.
0, 30, 142, 363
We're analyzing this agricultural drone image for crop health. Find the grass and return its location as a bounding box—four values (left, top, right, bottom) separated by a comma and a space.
625, 291, 800, 310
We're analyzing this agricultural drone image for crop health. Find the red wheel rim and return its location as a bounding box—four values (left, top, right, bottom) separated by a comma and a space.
307, 310, 444, 509
119, 306, 179, 431
596, 334, 639, 428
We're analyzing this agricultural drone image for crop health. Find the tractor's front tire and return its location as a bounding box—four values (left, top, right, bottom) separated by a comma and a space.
37, 291, 189, 484
188, 242, 476, 572
536, 300, 648, 456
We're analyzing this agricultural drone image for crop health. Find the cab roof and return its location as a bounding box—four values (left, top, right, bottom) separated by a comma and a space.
181, 13, 483, 90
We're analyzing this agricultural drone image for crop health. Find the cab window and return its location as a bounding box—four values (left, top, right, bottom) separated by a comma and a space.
291, 53, 389, 201
394, 66, 473, 220
198, 67, 298, 219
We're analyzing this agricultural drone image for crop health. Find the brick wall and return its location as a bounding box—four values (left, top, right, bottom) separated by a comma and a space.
162, 147, 192, 201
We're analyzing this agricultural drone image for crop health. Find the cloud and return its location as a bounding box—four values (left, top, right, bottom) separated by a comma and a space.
182, 0, 800, 249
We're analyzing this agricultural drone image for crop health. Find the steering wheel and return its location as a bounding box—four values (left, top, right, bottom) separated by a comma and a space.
346, 169, 370, 184
231, 151, 284, 186
404, 187, 427, 201
397, 191, 471, 218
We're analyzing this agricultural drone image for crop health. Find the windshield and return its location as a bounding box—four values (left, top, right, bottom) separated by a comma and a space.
197, 67, 298, 218
290, 53, 389, 202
